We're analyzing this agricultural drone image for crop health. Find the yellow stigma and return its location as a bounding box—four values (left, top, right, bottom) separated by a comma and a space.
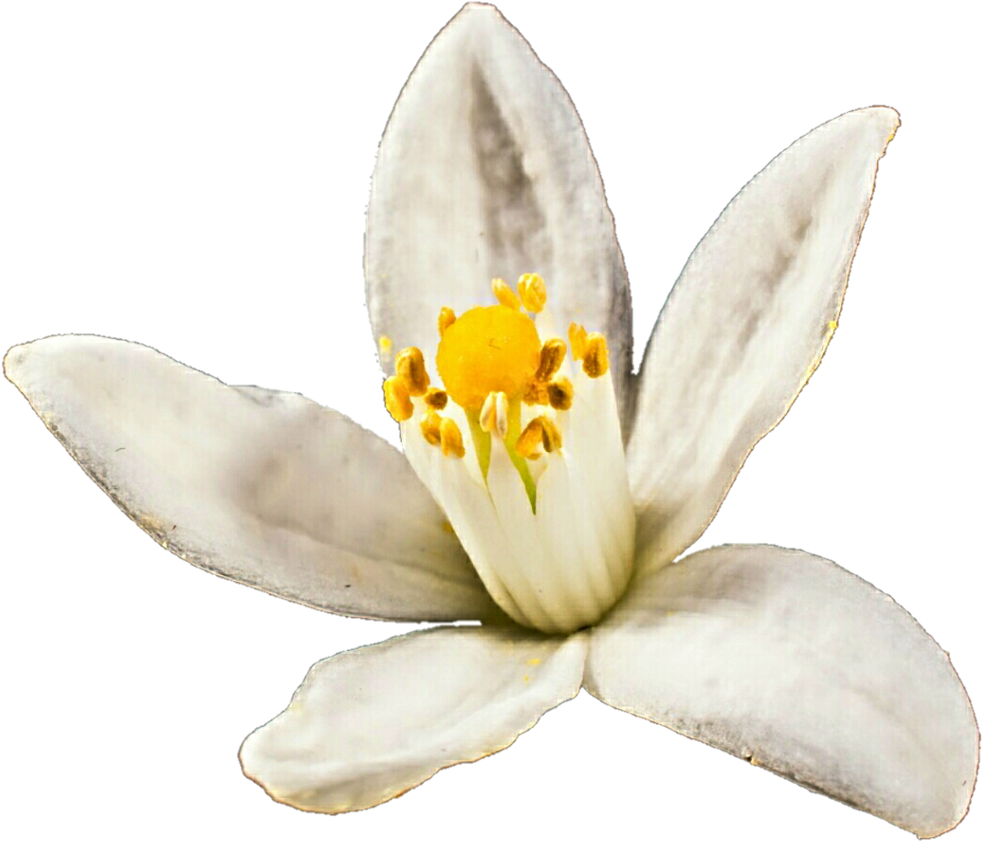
435, 305, 542, 410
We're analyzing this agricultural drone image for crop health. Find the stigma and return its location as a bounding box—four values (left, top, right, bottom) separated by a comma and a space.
382, 275, 635, 634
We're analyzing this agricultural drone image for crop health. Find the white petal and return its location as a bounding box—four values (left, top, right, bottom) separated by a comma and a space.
239, 626, 587, 812
5, 335, 499, 621
364, 3, 632, 422
628, 108, 899, 571
586, 544, 978, 837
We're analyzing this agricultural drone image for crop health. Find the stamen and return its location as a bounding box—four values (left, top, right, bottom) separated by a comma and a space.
440, 417, 465, 458
492, 278, 521, 310
547, 376, 574, 411
419, 410, 442, 446
396, 346, 430, 396
383, 376, 413, 422
479, 391, 510, 438
535, 338, 567, 382
517, 273, 547, 313
582, 333, 609, 378
424, 387, 448, 411
516, 415, 563, 460
438, 306, 456, 337
568, 323, 587, 361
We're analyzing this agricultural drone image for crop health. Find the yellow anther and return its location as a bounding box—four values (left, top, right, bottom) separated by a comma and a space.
535, 338, 567, 382
436, 305, 541, 410
378, 334, 393, 364
439, 417, 465, 458
492, 278, 521, 310
419, 410, 442, 446
523, 379, 549, 406
479, 391, 510, 438
516, 415, 563, 460
547, 376, 574, 411
517, 273, 547, 313
438, 306, 457, 337
424, 387, 448, 411
582, 332, 609, 378
395, 346, 430, 396
568, 322, 587, 361
383, 376, 413, 422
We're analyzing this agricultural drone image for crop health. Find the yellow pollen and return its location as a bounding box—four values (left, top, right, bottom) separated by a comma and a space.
517, 273, 547, 313
439, 417, 465, 458
424, 387, 448, 411
568, 323, 587, 361
582, 332, 609, 378
438, 306, 456, 337
535, 338, 567, 382
378, 334, 393, 364
547, 376, 574, 411
516, 415, 563, 460
436, 305, 541, 410
419, 410, 443, 446
492, 278, 521, 310
383, 376, 413, 422
395, 346, 430, 396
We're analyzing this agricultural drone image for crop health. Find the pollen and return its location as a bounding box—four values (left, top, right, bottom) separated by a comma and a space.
383, 376, 413, 422
492, 277, 521, 310
582, 332, 609, 378
535, 338, 567, 382
438, 306, 456, 337
440, 417, 465, 458
436, 305, 541, 410
517, 273, 546, 313
547, 376, 574, 411
378, 334, 393, 364
396, 346, 430, 396
424, 387, 448, 410
516, 415, 563, 460
419, 410, 442, 446
568, 322, 587, 361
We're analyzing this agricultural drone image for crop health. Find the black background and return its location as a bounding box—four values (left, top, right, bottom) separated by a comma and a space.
0, 4, 968, 838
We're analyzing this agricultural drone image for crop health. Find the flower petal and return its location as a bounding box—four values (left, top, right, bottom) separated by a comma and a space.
239, 625, 587, 812
364, 3, 632, 421
4, 335, 499, 622
628, 107, 899, 570
586, 544, 978, 837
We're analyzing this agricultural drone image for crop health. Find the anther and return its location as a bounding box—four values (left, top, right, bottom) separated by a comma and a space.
395, 346, 430, 396
582, 333, 609, 378
383, 376, 413, 422
438, 307, 456, 338
547, 376, 574, 411
516, 415, 563, 460
568, 323, 587, 361
535, 338, 567, 382
424, 387, 448, 410
419, 410, 442, 446
439, 417, 465, 458
479, 391, 510, 438
517, 273, 547, 313
492, 278, 521, 310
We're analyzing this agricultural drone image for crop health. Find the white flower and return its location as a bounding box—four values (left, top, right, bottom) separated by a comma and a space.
4, 3, 977, 837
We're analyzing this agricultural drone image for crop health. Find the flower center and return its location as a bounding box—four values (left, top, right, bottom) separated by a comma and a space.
382, 274, 635, 634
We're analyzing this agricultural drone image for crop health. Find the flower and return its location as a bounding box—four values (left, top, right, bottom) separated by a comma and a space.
4, 2, 977, 837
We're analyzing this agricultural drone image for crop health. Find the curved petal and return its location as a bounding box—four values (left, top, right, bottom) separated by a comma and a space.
586, 544, 978, 837
4, 335, 500, 622
364, 3, 633, 423
239, 625, 587, 812
628, 107, 899, 571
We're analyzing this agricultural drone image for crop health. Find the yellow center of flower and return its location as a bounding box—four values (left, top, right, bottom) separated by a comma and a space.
435, 305, 542, 411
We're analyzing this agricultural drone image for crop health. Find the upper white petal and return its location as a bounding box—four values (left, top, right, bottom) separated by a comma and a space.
5, 335, 499, 621
240, 625, 587, 812
364, 2, 633, 425
586, 544, 978, 837
628, 107, 899, 571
